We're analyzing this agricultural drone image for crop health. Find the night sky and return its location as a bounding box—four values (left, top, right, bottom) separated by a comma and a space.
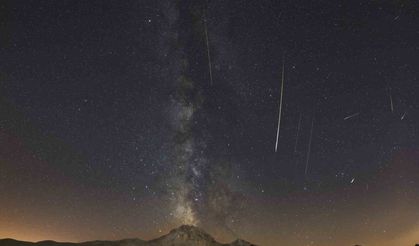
1, 0, 419, 245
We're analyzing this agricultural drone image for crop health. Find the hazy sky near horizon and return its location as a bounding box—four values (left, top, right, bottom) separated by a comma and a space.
1, 0, 419, 245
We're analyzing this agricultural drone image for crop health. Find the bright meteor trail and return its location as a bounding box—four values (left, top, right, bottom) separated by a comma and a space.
274, 58, 285, 153
388, 85, 394, 112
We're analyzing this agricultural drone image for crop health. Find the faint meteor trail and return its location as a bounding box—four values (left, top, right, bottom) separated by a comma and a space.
304, 116, 314, 176
388, 86, 394, 112
274, 58, 285, 152
344, 112, 359, 120
401, 111, 406, 120
294, 113, 302, 153
203, 10, 213, 86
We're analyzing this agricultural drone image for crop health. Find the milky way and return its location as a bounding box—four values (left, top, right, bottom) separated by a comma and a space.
157, 0, 242, 232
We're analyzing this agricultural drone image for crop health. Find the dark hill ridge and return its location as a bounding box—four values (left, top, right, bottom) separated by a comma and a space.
0, 238, 145, 246
0, 225, 256, 246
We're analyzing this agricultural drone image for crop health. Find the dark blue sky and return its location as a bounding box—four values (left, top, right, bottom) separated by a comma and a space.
1, 1, 419, 245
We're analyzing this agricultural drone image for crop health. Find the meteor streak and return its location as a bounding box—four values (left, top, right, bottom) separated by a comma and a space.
294, 113, 302, 153
274, 58, 285, 152
203, 10, 213, 86
304, 116, 314, 176
388, 86, 394, 112
344, 112, 359, 120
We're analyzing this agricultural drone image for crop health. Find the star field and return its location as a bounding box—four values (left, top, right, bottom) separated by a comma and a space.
1, 1, 419, 245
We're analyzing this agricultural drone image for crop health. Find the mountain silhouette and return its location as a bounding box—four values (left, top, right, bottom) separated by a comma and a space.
0, 225, 256, 246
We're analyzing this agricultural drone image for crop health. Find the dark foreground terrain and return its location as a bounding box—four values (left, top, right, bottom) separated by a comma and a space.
0, 225, 256, 246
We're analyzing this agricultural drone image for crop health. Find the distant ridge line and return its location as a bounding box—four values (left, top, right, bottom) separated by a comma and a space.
0, 225, 257, 246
